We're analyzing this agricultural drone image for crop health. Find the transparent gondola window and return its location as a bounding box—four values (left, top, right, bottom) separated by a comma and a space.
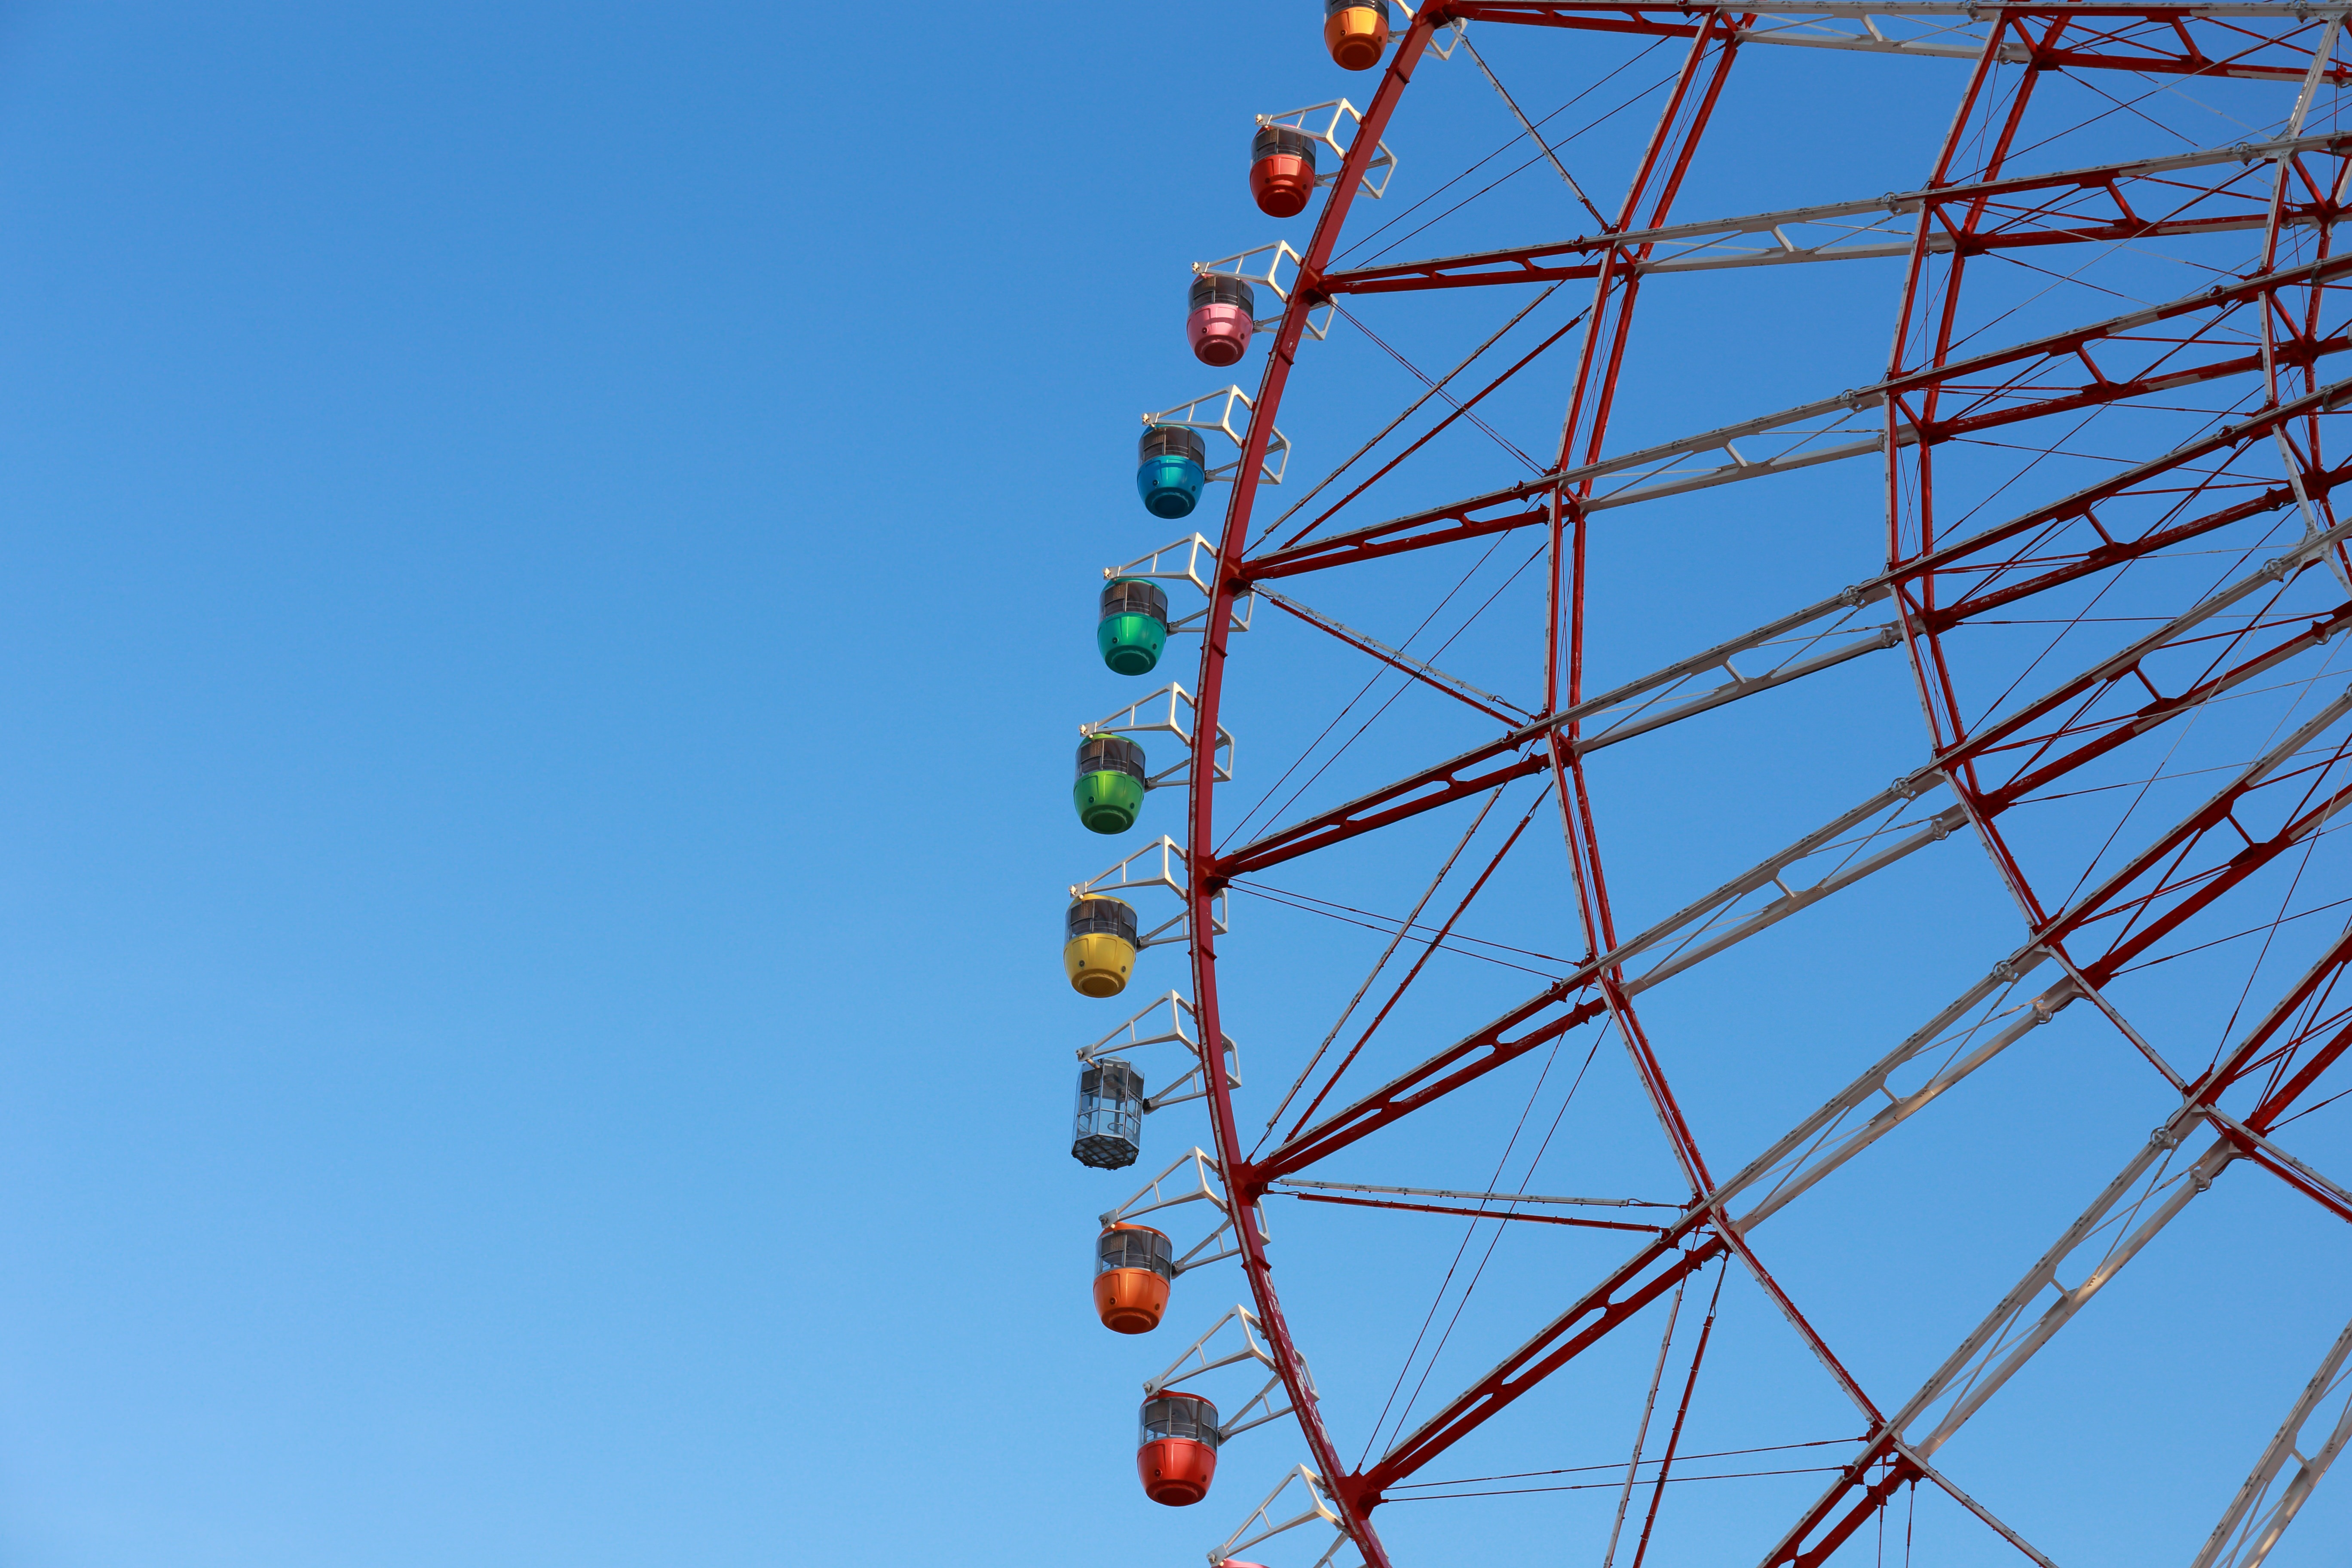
1096, 1223, 1175, 1279
1137, 425, 1208, 468
1186, 273, 1259, 368
1099, 577, 1170, 626
1139, 1391, 1222, 1449
1066, 897, 1140, 945
1188, 274, 1256, 315
1136, 424, 1209, 520
1072, 1058, 1146, 1168
1249, 123, 1317, 173
1077, 735, 1148, 784
1097, 576, 1170, 677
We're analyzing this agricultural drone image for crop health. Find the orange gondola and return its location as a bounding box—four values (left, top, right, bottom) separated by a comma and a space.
1323, 0, 1392, 70
1093, 1222, 1174, 1333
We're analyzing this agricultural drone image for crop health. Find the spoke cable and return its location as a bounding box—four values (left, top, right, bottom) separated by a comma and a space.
1601, 1271, 1690, 1568
1252, 787, 1510, 1151
1215, 535, 1521, 851
1457, 30, 1610, 229
1256, 286, 1569, 548
1220, 539, 1549, 854
1392, 1433, 1867, 1490
1354, 1028, 1604, 1468
1628, 1258, 1733, 1568
1327, 299, 1546, 474
1367, 1025, 1611, 1462
1334, 39, 1677, 266
1277, 306, 1589, 553
1275, 791, 1558, 1146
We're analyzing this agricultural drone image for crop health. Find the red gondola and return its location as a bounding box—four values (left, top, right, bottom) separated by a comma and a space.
1249, 123, 1318, 218
1137, 1389, 1220, 1505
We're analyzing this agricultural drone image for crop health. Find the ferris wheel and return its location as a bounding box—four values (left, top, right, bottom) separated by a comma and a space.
1058, 5, 2352, 1566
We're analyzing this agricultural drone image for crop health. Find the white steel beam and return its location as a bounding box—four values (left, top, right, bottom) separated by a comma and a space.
1342, 129, 2347, 284
1916, 1128, 2235, 1456
2192, 1314, 2352, 1568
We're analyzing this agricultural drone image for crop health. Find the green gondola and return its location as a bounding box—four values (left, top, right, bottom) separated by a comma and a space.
1098, 577, 1170, 675
1074, 733, 1148, 834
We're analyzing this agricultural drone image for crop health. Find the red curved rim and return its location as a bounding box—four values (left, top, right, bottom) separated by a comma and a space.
1177, 11, 1772, 1560
1181, 21, 1445, 1568
1173, 8, 2352, 1565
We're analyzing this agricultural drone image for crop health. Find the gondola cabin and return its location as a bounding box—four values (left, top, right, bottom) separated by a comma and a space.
1137, 1390, 1221, 1505
1074, 733, 1148, 835
1064, 895, 1139, 997
1072, 1058, 1146, 1170
1137, 424, 1208, 519
1097, 576, 1170, 676
1249, 124, 1318, 218
1187, 274, 1258, 368
1093, 1221, 1174, 1332
1324, 0, 1391, 69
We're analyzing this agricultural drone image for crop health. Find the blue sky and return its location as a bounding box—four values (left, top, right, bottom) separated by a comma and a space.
2, 6, 2349, 1567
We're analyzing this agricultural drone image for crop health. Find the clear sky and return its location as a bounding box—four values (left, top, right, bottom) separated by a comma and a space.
1, 6, 2349, 1568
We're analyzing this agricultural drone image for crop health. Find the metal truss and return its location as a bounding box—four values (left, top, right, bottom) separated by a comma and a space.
1333, 713, 2352, 1504
1320, 130, 2352, 294
1147, 1302, 1307, 1442
1103, 1147, 1250, 1275
1074, 836, 1231, 949
1081, 6, 2352, 1567
1250, 252, 2352, 581
1761, 922, 2352, 1565
1082, 682, 1236, 790
1442, 2, 2352, 85
1215, 390, 2352, 890
1209, 1464, 1363, 1568
1178, 23, 1448, 1559
1076, 991, 1240, 1115
1256, 98, 1399, 200
1194, 240, 1336, 343
1252, 527, 2352, 1517
2192, 1311, 2352, 1568
1103, 532, 1255, 639
1210, 582, 1898, 880
1145, 386, 1290, 487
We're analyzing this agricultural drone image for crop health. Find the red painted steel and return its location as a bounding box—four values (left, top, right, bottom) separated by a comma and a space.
1535, 3, 1747, 1223
1360, 1217, 1728, 1493
1250, 251, 2352, 585
1183, 15, 1446, 1566
1139, 5, 2352, 1563
1739, 9, 2352, 1557
1446, 3, 2352, 86
1284, 1189, 1669, 1233
1256, 986, 1607, 1181
1627, 1264, 1728, 1568
1320, 139, 2352, 294
1760, 932, 2352, 1565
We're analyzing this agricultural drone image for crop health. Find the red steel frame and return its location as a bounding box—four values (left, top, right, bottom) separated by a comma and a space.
1169, 6, 2352, 1566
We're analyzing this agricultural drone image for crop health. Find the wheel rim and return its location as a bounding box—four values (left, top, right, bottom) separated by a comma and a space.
1076, 10, 2352, 1565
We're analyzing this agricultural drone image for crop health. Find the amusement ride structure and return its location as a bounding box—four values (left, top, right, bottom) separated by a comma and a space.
1061, 3, 2352, 1564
